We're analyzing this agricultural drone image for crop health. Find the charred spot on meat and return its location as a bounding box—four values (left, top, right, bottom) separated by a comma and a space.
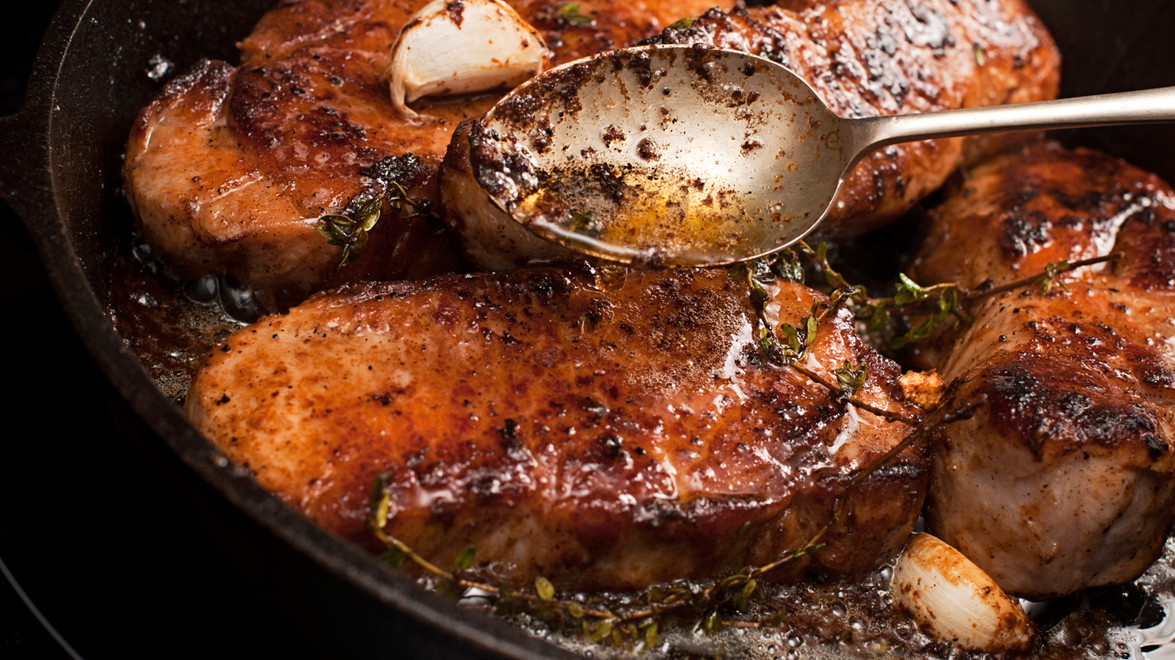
910, 141, 1175, 599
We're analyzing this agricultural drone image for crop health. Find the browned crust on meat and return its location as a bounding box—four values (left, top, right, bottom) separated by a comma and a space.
187, 266, 926, 589
913, 141, 1175, 291
910, 141, 1175, 598
126, 0, 732, 306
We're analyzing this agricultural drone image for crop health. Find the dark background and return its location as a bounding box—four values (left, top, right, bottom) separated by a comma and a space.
0, 3, 299, 658
1, 3, 96, 656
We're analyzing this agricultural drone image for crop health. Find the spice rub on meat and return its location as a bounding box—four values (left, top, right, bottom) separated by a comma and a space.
123, 0, 728, 307
186, 265, 926, 590
441, 0, 1059, 270
909, 141, 1175, 599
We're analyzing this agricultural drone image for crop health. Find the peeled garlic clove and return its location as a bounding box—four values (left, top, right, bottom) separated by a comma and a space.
891, 533, 1036, 653
387, 0, 550, 121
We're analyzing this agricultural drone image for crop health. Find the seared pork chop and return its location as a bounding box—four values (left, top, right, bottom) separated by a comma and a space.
186, 265, 927, 589
441, 0, 1059, 270
910, 141, 1175, 599
124, 0, 729, 307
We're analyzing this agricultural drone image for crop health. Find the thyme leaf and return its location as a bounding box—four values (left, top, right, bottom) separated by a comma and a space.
834, 361, 868, 402
893, 272, 932, 305
586, 619, 613, 643
454, 546, 476, 572
735, 521, 752, 541
1035, 259, 1071, 295
535, 576, 556, 601
668, 17, 694, 31
643, 621, 659, 649
356, 195, 382, 232
369, 473, 391, 532
554, 3, 594, 26
702, 610, 723, 633
863, 301, 890, 333
792, 542, 826, 559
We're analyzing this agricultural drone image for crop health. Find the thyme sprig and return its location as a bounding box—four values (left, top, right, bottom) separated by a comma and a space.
369, 475, 619, 619
369, 474, 835, 646
385, 180, 436, 220
316, 182, 437, 270
741, 245, 903, 420
316, 194, 383, 270
864, 252, 1121, 348
756, 242, 1122, 352
791, 362, 916, 424
742, 243, 1118, 420
875, 274, 967, 349
793, 241, 852, 289
553, 3, 594, 26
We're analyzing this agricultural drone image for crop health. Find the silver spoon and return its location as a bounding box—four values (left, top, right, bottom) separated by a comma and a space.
467, 44, 1175, 266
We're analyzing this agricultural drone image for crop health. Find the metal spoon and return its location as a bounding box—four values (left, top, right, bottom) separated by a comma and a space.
468, 44, 1175, 266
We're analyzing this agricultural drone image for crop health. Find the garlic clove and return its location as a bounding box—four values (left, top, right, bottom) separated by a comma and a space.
387, 0, 551, 121
891, 533, 1036, 653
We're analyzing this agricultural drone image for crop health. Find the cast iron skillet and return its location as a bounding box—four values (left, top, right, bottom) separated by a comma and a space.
1, 0, 1173, 657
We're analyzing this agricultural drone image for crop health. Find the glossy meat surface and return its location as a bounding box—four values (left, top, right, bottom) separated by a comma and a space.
186, 266, 926, 589
124, 0, 728, 306
910, 142, 1175, 599
442, 0, 1059, 270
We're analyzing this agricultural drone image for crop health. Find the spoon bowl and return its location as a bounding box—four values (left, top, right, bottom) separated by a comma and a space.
468, 45, 849, 266
468, 44, 1175, 265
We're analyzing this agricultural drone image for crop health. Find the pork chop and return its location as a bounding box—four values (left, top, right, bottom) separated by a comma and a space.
909, 141, 1175, 599
186, 264, 927, 589
124, 0, 729, 307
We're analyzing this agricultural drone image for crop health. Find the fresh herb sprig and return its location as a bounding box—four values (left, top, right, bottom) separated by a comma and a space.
741, 242, 1119, 421
553, 3, 594, 26
763, 242, 1121, 351
740, 245, 905, 421
861, 251, 1121, 348
385, 180, 435, 220
316, 195, 383, 270
316, 182, 438, 270
369, 474, 840, 647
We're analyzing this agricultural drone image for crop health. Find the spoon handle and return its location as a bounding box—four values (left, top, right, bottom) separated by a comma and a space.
850, 86, 1175, 154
